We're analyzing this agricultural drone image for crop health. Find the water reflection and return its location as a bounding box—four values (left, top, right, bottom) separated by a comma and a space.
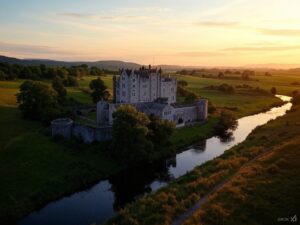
192, 139, 207, 153
19, 95, 292, 225
109, 160, 174, 210
217, 131, 235, 143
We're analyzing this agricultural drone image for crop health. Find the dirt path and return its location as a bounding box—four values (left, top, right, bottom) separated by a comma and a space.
171, 147, 274, 225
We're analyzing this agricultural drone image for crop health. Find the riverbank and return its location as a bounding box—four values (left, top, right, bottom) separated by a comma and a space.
0, 115, 219, 224
181, 136, 300, 225
104, 99, 298, 225
0, 79, 287, 224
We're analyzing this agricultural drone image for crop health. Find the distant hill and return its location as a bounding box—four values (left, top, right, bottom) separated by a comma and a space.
0, 55, 205, 72
0, 55, 141, 70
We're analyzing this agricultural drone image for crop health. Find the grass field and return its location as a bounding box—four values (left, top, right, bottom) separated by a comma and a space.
174, 72, 300, 95
0, 79, 121, 223
67, 75, 113, 105
173, 73, 299, 117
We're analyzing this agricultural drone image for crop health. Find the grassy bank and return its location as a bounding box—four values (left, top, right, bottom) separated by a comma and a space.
170, 117, 219, 150
0, 76, 291, 224
104, 104, 300, 225
0, 79, 217, 224
182, 137, 300, 225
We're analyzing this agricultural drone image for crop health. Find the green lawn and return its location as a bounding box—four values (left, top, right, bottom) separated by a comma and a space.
78, 75, 113, 89
68, 75, 113, 105
171, 117, 219, 149
66, 87, 94, 105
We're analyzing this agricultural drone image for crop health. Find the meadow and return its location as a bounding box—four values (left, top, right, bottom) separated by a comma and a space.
173, 72, 300, 117
0, 70, 298, 223
0, 80, 122, 223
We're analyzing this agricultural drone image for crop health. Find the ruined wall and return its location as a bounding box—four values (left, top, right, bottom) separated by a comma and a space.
51, 118, 112, 144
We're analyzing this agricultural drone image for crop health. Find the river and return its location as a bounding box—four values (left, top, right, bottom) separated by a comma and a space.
19, 95, 292, 225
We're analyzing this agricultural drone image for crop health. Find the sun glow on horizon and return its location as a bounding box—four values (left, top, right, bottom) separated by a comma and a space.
0, 0, 300, 68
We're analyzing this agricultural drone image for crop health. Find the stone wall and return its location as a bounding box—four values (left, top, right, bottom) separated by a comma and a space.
51, 118, 112, 144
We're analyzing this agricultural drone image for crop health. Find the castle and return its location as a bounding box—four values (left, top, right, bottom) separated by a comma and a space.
97, 66, 208, 126
114, 66, 176, 104
52, 66, 208, 143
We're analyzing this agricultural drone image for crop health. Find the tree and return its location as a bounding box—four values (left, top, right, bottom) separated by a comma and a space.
292, 94, 300, 105
90, 66, 103, 76
63, 76, 78, 87
270, 87, 277, 95
218, 72, 224, 78
147, 115, 175, 147
111, 105, 153, 163
17, 80, 63, 123
0, 70, 6, 80
185, 92, 198, 103
178, 80, 188, 87
214, 111, 238, 134
89, 78, 109, 103
52, 77, 67, 103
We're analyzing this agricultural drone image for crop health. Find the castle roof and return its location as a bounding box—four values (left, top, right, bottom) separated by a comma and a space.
121, 66, 162, 77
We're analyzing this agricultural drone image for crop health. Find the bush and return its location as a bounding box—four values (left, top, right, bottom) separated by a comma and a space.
292, 94, 300, 105
214, 111, 238, 134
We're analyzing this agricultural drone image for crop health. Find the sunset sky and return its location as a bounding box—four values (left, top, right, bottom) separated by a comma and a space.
0, 0, 300, 67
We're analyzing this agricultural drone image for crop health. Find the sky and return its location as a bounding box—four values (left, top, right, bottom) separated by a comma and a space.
0, 0, 300, 67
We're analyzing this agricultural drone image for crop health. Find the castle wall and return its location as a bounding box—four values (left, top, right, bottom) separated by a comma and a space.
52, 118, 112, 144
174, 106, 198, 124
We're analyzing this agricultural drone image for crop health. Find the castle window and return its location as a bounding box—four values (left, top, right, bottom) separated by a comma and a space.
132, 92, 135, 96
122, 91, 126, 96
133, 79, 135, 82
122, 84, 125, 88
132, 85, 135, 88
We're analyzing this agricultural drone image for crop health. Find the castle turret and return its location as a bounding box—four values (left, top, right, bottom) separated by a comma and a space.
51, 118, 74, 139
196, 99, 208, 121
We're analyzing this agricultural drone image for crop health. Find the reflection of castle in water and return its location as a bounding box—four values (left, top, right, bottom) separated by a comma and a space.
108, 157, 176, 210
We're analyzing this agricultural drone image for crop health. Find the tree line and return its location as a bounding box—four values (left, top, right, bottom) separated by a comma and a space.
0, 62, 118, 81
17, 77, 109, 124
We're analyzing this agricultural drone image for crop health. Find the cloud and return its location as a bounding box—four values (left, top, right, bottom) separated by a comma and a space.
259, 28, 300, 37
194, 21, 239, 28
56, 12, 94, 19
56, 6, 171, 22
0, 41, 74, 55
176, 51, 226, 57
223, 45, 300, 52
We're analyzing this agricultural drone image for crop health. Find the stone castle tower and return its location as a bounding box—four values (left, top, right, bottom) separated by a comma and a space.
113, 65, 177, 104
